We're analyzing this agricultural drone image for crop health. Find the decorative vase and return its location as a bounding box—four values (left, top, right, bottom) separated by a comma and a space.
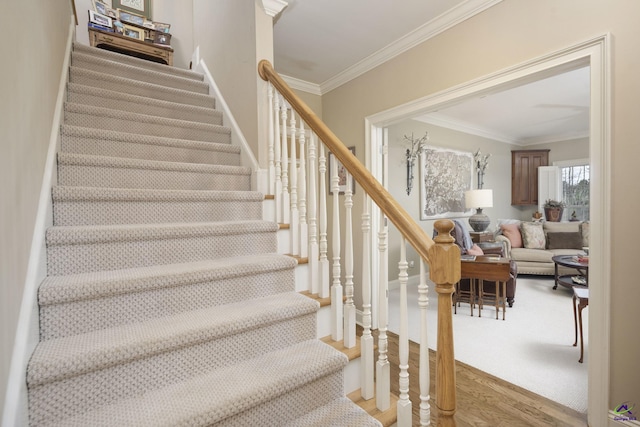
544, 207, 564, 222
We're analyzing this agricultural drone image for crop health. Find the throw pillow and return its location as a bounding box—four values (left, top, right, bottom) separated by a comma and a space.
500, 223, 523, 248
520, 222, 546, 249
580, 221, 590, 247
546, 232, 583, 249
467, 244, 484, 256
494, 219, 521, 239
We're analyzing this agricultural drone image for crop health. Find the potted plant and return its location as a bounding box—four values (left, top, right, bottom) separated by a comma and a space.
543, 199, 566, 222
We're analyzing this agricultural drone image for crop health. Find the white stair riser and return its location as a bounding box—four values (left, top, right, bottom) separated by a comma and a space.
342, 358, 362, 395
277, 228, 291, 254
317, 305, 331, 338
30, 313, 318, 426
295, 263, 309, 292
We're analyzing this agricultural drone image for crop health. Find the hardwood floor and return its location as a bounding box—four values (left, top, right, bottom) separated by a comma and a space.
380, 330, 588, 426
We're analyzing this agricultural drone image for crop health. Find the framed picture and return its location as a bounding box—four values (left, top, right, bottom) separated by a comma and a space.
419, 146, 473, 220
153, 21, 171, 34
92, 0, 108, 15
328, 147, 356, 195
122, 24, 144, 40
88, 10, 113, 28
118, 9, 145, 26
105, 8, 117, 19
112, 0, 151, 19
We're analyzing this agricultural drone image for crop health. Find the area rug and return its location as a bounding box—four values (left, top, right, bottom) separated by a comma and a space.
388, 275, 588, 414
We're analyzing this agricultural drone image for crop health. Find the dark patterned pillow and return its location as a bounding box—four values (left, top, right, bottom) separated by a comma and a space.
546, 232, 583, 250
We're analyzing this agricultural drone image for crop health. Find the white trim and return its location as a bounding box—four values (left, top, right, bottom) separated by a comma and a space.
319, 0, 503, 94
259, 0, 288, 18
2, 17, 75, 427
553, 158, 590, 167
282, 74, 322, 96
365, 34, 611, 427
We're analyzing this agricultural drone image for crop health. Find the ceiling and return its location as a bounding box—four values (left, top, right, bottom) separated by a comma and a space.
272, 0, 590, 146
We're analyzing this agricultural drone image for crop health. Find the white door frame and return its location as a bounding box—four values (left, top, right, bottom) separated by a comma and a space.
365, 34, 611, 426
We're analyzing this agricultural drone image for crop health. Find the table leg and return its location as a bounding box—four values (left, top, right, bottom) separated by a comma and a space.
572, 294, 578, 347
501, 281, 506, 321
477, 279, 482, 318
578, 300, 587, 363
553, 262, 559, 290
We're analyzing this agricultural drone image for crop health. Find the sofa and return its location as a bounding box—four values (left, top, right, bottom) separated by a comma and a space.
495, 220, 589, 276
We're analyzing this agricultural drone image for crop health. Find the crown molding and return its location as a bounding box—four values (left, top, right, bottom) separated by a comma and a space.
519, 131, 591, 146
414, 114, 516, 144
282, 74, 322, 96
260, 0, 288, 18
319, 0, 503, 94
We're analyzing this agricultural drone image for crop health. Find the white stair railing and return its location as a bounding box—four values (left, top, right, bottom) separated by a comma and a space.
260, 69, 460, 425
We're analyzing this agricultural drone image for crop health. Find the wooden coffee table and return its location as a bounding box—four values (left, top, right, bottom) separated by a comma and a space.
552, 255, 588, 290
460, 256, 511, 320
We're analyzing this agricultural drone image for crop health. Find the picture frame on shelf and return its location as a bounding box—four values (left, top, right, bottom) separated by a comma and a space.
153, 22, 171, 33
105, 8, 117, 19
91, 0, 108, 15
328, 147, 356, 195
118, 9, 145, 26
112, 0, 151, 19
88, 10, 113, 29
122, 24, 144, 40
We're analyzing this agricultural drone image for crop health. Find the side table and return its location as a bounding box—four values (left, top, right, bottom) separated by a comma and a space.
469, 231, 494, 243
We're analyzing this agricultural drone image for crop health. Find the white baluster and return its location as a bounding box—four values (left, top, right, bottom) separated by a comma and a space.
397, 239, 412, 426
343, 171, 355, 348
318, 144, 330, 299
273, 94, 282, 223
360, 194, 374, 399
419, 259, 431, 426
280, 98, 290, 224
308, 133, 319, 295
289, 110, 299, 256
330, 153, 343, 341
376, 214, 390, 411
267, 83, 275, 196
298, 122, 308, 259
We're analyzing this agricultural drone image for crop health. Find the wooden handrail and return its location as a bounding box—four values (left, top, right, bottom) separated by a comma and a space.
259, 60, 436, 265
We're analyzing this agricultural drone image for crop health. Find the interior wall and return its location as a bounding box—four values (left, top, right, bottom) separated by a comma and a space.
0, 0, 72, 418
529, 136, 590, 164
293, 89, 323, 118
320, 0, 639, 410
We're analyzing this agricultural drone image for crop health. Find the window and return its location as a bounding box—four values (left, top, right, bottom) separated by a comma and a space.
559, 161, 590, 221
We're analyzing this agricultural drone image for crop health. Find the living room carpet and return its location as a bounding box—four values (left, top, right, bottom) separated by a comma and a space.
388, 275, 588, 414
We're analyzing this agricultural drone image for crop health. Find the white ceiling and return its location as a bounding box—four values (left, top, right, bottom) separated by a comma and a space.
272, 0, 590, 145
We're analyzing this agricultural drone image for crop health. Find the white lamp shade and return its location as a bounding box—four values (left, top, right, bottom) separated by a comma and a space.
465, 189, 493, 209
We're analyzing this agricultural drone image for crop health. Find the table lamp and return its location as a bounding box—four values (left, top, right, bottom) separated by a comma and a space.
465, 189, 493, 232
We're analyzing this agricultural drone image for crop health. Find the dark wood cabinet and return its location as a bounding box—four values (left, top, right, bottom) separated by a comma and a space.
511, 149, 549, 205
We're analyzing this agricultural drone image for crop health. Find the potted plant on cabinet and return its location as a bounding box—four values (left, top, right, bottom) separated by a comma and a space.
543, 199, 566, 222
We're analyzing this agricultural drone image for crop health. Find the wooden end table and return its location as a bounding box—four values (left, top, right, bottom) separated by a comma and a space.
460, 256, 511, 320
572, 287, 589, 363
552, 255, 588, 290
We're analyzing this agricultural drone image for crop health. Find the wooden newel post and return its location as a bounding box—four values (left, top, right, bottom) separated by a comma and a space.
428, 219, 461, 427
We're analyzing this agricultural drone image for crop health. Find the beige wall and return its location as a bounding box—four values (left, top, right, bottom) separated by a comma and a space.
293, 89, 323, 118
530, 136, 590, 164
321, 0, 640, 410
0, 0, 72, 418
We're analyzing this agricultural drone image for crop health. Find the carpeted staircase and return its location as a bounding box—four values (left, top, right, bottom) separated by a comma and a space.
26, 43, 381, 426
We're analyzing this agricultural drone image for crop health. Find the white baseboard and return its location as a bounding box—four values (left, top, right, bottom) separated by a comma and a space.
2, 17, 74, 427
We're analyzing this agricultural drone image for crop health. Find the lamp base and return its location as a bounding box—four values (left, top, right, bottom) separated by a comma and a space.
468, 208, 490, 232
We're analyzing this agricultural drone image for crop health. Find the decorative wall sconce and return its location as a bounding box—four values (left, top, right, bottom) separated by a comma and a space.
473, 149, 490, 189
404, 131, 429, 195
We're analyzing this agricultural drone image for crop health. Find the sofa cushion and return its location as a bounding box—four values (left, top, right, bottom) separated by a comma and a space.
521, 222, 545, 249
501, 223, 523, 248
580, 221, 590, 247
511, 247, 555, 263
546, 232, 583, 249
543, 221, 580, 234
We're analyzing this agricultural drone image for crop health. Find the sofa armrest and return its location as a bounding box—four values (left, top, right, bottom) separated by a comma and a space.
495, 235, 511, 258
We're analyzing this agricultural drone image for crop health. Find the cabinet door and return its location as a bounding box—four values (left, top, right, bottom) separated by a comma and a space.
511, 150, 549, 205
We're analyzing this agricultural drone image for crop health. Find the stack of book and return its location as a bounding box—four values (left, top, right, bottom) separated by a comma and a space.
572, 255, 589, 264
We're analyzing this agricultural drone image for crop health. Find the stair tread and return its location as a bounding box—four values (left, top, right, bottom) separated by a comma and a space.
57, 152, 248, 174
64, 102, 228, 132
73, 43, 203, 81
286, 397, 382, 426
52, 186, 264, 202
39, 253, 297, 305
69, 67, 214, 107
28, 292, 319, 386
72, 51, 209, 93
60, 125, 239, 153
46, 220, 279, 246
67, 83, 219, 117
349, 390, 399, 427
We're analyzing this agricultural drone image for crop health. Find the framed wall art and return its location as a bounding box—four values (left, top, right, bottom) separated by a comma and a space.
88, 10, 113, 28
122, 24, 144, 40
113, 0, 151, 19
419, 146, 473, 220
328, 146, 356, 195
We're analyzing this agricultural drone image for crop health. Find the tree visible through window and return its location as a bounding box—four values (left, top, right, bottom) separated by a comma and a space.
561, 164, 589, 221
